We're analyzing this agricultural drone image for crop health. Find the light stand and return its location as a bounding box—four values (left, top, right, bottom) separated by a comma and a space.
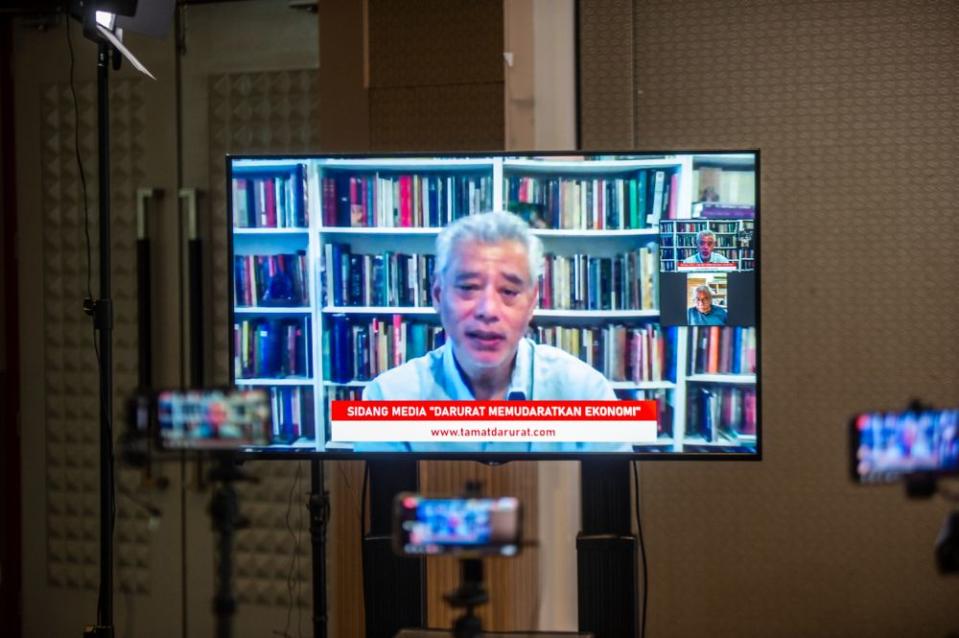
81, 36, 117, 638
72, 2, 173, 634
208, 454, 256, 638
308, 459, 330, 638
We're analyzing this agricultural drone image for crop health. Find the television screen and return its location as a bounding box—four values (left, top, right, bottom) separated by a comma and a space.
227, 151, 760, 458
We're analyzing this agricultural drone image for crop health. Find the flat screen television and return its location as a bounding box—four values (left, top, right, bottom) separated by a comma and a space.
227, 150, 760, 459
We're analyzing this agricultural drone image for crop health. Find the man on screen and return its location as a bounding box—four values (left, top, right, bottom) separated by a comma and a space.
365, 211, 615, 402
682, 229, 730, 264
362, 211, 622, 451
687, 284, 728, 326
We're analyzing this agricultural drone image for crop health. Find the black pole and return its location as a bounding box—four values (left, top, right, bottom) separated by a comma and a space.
309, 460, 329, 638
136, 200, 151, 388
187, 196, 203, 386
209, 456, 250, 638
577, 458, 637, 638
95, 38, 115, 637
212, 481, 237, 638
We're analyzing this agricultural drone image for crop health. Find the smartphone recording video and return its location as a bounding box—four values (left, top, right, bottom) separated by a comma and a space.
393, 493, 522, 557
851, 408, 959, 483
152, 388, 272, 450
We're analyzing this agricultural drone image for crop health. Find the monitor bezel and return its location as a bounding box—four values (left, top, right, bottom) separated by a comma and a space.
225, 148, 762, 462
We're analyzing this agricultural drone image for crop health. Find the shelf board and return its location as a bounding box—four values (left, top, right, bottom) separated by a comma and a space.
321, 307, 661, 319
684, 373, 757, 384
323, 306, 436, 315
258, 438, 320, 450
232, 159, 305, 169
534, 309, 659, 319
326, 380, 675, 391
682, 436, 756, 447
610, 381, 675, 390
317, 157, 496, 170
530, 228, 659, 238
319, 226, 441, 236
235, 306, 312, 314
324, 380, 370, 387
319, 227, 660, 237
234, 227, 308, 235
234, 378, 314, 386
503, 157, 682, 173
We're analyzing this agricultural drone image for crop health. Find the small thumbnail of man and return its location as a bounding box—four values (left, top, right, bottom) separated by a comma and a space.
683, 229, 731, 264
686, 275, 728, 326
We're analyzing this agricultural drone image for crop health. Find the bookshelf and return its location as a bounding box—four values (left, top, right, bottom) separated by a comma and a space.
231, 160, 319, 444
676, 325, 757, 448
228, 154, 758, 453
310, 155, 693, 448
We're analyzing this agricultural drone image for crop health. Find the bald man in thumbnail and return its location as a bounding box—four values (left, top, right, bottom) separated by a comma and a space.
687, 284, 728, 326
683, 229, 731, 264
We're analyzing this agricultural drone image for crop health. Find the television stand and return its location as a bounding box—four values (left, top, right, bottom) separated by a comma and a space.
362, 459, 425, 637
577, 458, 638, 637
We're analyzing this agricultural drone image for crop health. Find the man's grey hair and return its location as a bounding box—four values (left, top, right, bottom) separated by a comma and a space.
696, 229, 717, 243
434, 211, 544, 286
693, 284, 715, 299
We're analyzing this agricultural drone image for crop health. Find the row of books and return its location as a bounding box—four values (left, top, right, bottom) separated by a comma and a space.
686, 386, 757, 441
530, 324, 674, 383
325, 315, 445, 384
322, 243, 659, 312
539, 248, 658, 311
234, 318, 311, 380
232, 167, 307, 228
323, 244, 435, 308
504, 169, 679, 230
659, 221, 713, 234
269, 387, 315, 443
321, 172, 494, 228
687, 326, 757, 376
680, 220, 749, 234
233, 252, 310, 308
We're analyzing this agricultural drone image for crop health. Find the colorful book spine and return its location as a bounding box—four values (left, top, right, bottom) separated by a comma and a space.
530, 323, 670, 383
233, 317, 311, 379
269, 386, 315, 443
231, 166, 307, 228
687, 327, 757, 376
504, 169, 676, 231
233, 252, 310, 307
320, 171, 493, 228
325, 315, 445, 384
687, 386, 757, 442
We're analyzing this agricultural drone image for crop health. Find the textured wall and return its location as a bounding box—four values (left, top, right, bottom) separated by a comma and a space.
585, 0, 959, 635
206, 67, 321, 624
367, 0, 504, 151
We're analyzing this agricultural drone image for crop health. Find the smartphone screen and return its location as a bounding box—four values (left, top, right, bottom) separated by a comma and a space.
393, 494, 522, 556
155, 388, 272, 450
852, 409, 959, 483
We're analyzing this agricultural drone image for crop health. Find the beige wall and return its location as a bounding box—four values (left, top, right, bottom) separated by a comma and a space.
582, 0, 959, 635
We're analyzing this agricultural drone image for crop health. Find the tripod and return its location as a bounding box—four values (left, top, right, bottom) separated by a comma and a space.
208, 454, 256, 638
444, 558, 488, 638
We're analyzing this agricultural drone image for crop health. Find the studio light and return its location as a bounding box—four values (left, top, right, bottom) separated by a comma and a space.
94, 10, 116, 31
